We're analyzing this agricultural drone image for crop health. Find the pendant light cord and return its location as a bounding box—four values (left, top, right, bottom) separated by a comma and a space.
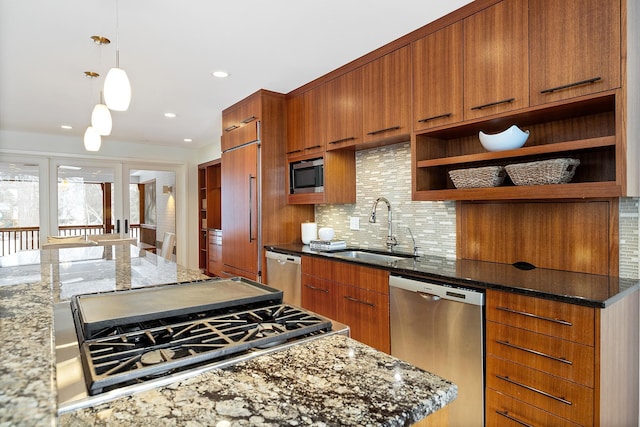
115, 0, 120, 68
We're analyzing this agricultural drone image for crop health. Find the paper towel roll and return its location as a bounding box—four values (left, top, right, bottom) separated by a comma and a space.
301, 222, 317, 244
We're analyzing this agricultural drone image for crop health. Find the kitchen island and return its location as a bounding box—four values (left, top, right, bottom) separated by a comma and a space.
0, 245, 456, 426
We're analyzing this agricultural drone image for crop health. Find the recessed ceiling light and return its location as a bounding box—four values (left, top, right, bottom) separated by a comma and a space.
212, 70, 229, 78
164, 112, 177, 118
183, 138, 192, 143
61, 125, 73, 130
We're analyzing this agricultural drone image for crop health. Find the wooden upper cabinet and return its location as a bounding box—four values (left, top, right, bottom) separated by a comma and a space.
529, 0, 621, 106
413, 22, 463, 132
286, 87, 325, 157
325, 68, 363, 150
362, 45, 411, 144
221, 94, 260, 152
463, 0, 529, 120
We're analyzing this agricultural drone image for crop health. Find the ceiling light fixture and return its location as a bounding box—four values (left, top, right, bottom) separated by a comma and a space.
83, 126, 102, 151
61, 125, 73, 130
103, 0, 131, 111
91, 93, 112, 136
90, 35, 111, 45
164, 112, 177, 118
183, 138, 192, 143
212, 70, 229, 78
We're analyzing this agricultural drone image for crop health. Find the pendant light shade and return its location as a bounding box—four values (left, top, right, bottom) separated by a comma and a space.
103, 66, 131, 111
91, 103, 112, 135
84, 126, 102, 151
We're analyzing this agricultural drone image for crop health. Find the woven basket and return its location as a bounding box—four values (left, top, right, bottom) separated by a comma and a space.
505, 158, 580, 186
449, 166, 506, 189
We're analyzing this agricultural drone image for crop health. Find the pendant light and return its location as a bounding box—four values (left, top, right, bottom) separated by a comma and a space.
91, 92, 112, 135
104, 0, 131, 111
84, 126, 102, 151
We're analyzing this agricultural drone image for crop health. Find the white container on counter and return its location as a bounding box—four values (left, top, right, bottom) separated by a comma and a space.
301, 222, 317, 244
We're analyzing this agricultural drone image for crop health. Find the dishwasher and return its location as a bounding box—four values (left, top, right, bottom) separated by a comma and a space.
389, 274, 485, 427
265, 251, 301, 306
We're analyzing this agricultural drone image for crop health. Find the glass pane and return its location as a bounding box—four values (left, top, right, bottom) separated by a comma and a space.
0, 162, 40, 255
57, 165, 114, 237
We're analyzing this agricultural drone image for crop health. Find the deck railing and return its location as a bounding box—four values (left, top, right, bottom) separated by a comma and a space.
0, 225, 141, 257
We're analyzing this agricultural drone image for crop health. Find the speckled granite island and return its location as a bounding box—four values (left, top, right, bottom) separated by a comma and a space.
0, 245, 456, 426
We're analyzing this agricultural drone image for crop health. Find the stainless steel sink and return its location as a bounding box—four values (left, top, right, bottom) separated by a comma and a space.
328, 249, 416, 264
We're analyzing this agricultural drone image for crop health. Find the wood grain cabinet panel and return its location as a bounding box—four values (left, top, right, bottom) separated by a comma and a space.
486, 389, 581, 427
463, 0, 529, 120
529, 0, 621, 106
412, 22, 463, 131
362, 45, 411, 144
325, 68, 363, 150
301, 274, 337, 320
487, 289, 595, 346
487, 322, 594, 387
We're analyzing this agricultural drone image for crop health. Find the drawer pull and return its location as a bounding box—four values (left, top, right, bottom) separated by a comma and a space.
224, 124, 239, 132
286, 149, 302, 155
496, 306, 573, 326
496, 410, 533, 427
344, 295, 376, 307
304, 145, 322, 150
328, 136, 356, 145
240, 115, 256, 124
470, 98, 515, 110
496, 375, 572, 406
367, 125, 401, 136
417, 113, 452, 123
304, 284, 329, 294
540, 77, 602, 94
497, 340, 572, 365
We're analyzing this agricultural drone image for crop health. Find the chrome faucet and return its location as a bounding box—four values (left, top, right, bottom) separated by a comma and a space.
406, 227, 419, 256
369, 197, 398, 251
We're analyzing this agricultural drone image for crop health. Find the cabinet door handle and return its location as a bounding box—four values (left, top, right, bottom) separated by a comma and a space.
304, 145, 322, 150
224, 124, 239, 132
286, 149, 302, 155
240, 116, 256, 124
344, 295, 376, 307
495, 375, 573, 406
540, 77, 602, 94
367, 125, 401, 136
495, 306, 573, 326
495, 410, 533, 427
304, 284, 329, 293
470, 98, 515, 111
328, 136, 356, 145
496, 340, 572, 365
417, 113, 452, 123
248, 174, 256, 242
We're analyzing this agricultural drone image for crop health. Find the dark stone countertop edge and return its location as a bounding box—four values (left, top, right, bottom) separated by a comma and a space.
264, 245, 640, 309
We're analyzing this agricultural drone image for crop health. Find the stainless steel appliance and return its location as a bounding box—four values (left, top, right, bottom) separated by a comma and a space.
289, 157, 324, 194
389, 274, 485, 427
55, 278, 348, 413
265, 251, 301, 306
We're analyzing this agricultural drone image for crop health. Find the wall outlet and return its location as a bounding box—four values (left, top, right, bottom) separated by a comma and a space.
349, 216, 360, 230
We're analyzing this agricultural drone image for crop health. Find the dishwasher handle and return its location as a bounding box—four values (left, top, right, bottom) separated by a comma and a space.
390, 274, 484, 306
418, 291, 441, 302
265, 251, 301, 265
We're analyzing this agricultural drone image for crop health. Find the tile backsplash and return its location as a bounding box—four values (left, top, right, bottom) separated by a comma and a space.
315, 142, 640, 279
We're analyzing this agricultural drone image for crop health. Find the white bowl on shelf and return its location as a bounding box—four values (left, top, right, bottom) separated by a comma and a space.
479, 125, 530, 152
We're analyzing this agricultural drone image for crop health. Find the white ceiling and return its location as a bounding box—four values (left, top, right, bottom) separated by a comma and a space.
0, 0, 472, 150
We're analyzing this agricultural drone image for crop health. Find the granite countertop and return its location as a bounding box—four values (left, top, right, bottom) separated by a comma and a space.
0, 245, 456, 426
266, 244, 640, 308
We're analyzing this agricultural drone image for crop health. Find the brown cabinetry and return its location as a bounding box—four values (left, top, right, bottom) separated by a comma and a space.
362, 45, 411, 145
412, 22, 463, 132
486, 289, 639, 427
221, 90, 313, 280
301, 256, 390, 353
286, 86, 325, 157
221, 94, 260, 152
463, 0, 529, 120
529, 0, 621, 106
325, 68, 363, 150
197, 160, 221, 276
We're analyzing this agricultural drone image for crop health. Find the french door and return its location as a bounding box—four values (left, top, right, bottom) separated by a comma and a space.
49, 159, 178, 258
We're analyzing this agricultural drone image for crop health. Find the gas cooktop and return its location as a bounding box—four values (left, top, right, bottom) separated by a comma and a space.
55, 278, 347, 413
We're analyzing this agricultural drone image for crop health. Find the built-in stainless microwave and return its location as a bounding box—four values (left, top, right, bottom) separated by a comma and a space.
290, 158, 324, 194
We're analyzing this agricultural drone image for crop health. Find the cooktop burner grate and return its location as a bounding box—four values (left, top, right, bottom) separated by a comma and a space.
80, 304, 332, 395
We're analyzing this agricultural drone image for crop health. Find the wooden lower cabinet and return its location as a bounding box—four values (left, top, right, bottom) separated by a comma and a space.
301, 256, 390, 353
486, 389, 581, 427
486, 289, 639, 427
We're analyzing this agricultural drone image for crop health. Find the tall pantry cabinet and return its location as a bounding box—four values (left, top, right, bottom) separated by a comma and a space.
221, 90, 314, 281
